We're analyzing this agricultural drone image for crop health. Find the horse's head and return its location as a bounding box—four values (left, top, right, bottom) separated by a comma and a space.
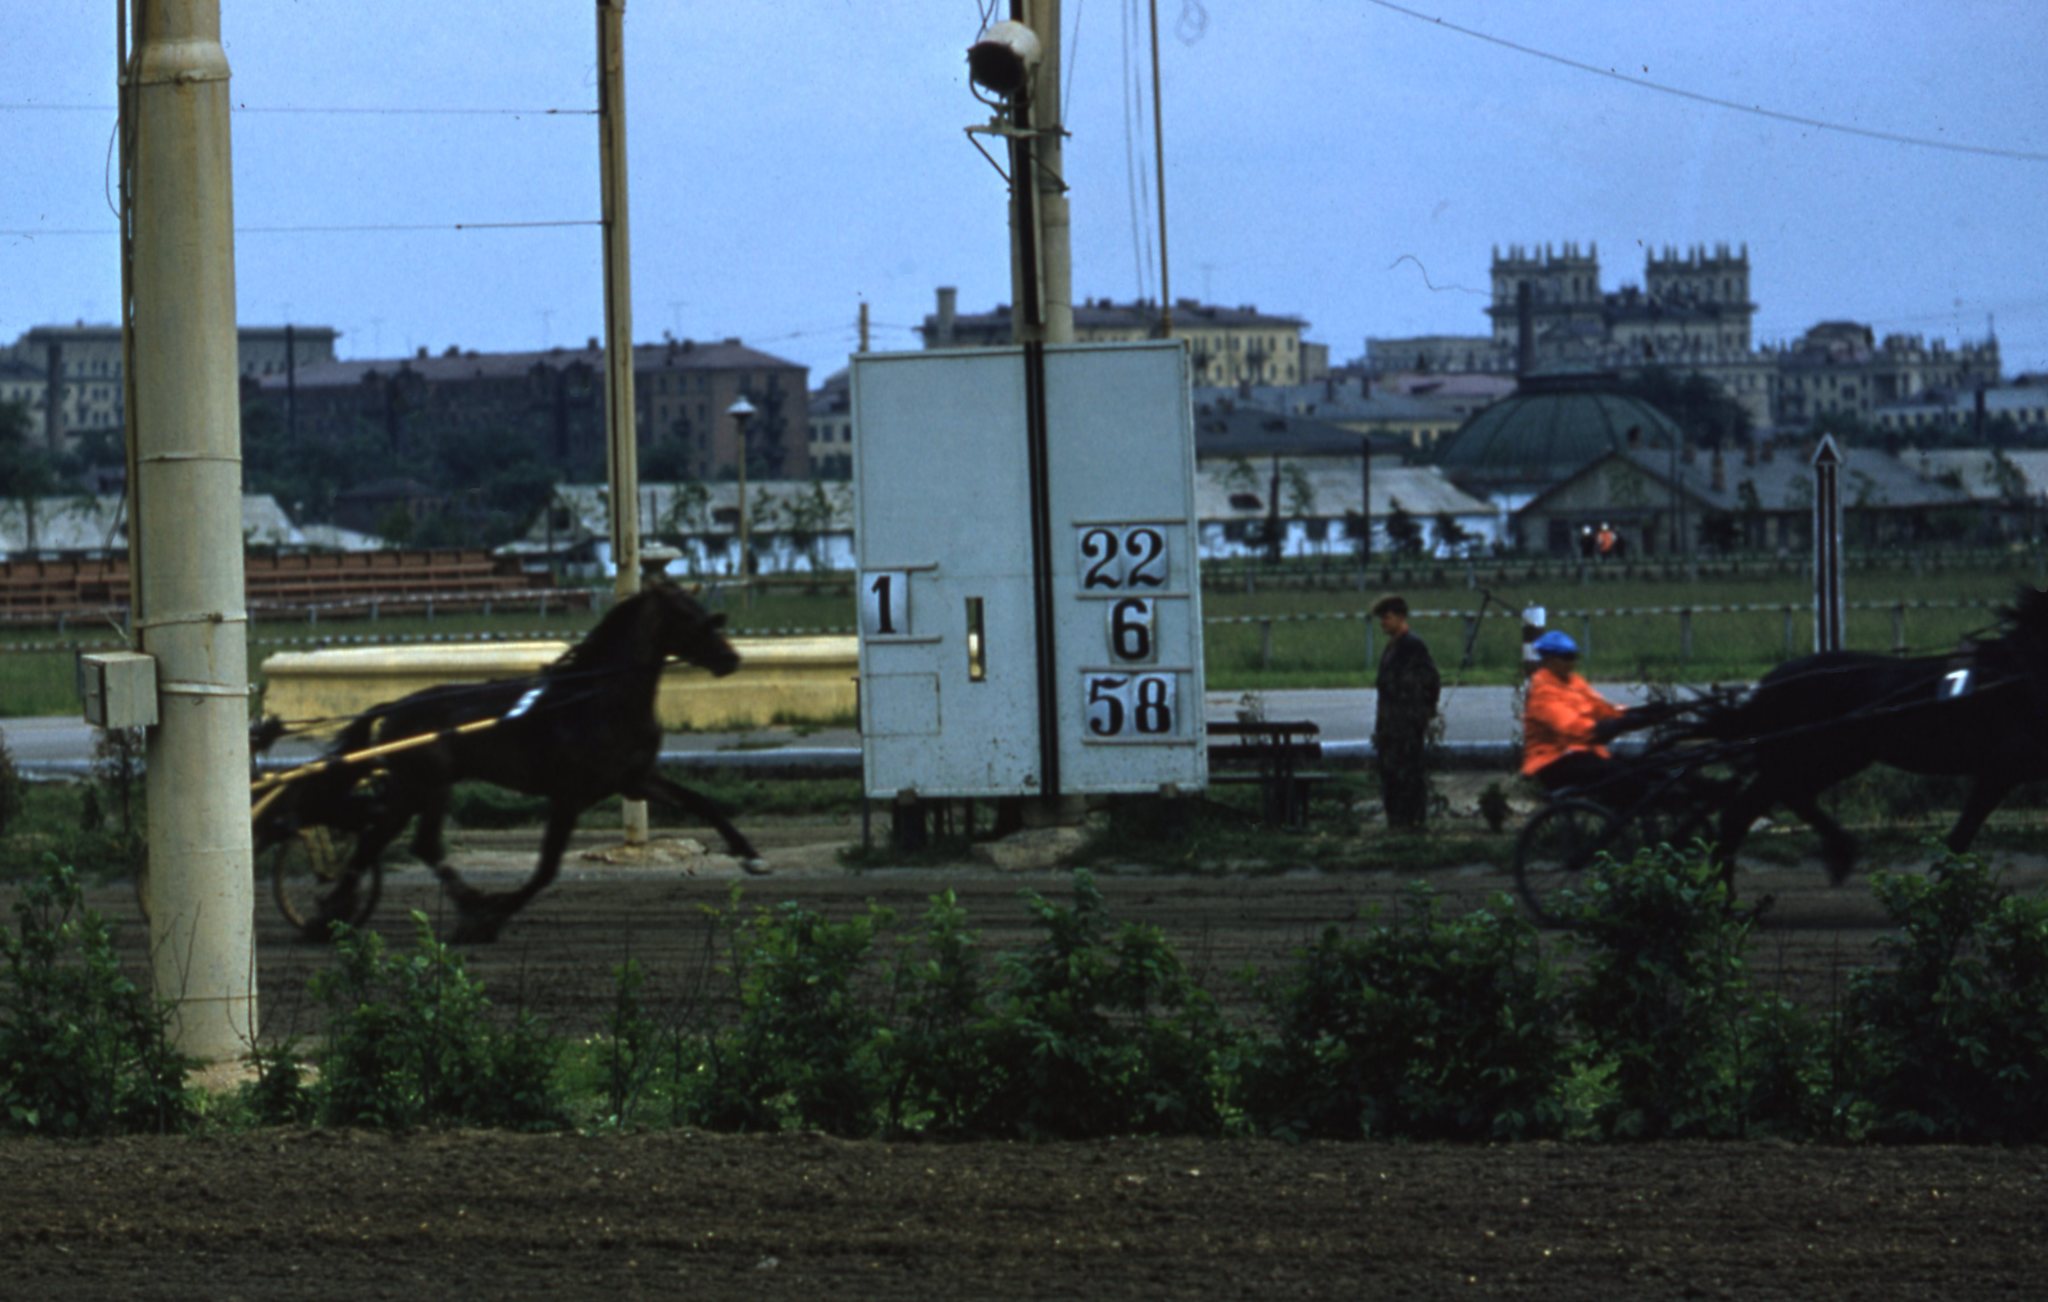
645, 581, 741, 677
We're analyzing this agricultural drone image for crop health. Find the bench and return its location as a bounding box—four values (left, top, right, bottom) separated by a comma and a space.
1206, 720, 1327, 829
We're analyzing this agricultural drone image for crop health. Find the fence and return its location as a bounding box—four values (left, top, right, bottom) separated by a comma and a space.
1214, 597, 2009, 674
1200, 545, 2048, 595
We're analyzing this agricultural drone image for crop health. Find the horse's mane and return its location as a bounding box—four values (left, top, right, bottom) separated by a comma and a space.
548, 588, 658, 674
1998, 584, 2048, 642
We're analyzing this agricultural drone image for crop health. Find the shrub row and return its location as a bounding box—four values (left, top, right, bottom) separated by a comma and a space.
5, 849, 2048, 1143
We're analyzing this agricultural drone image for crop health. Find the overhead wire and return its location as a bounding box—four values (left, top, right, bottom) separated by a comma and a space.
1362, 0, 2048, 164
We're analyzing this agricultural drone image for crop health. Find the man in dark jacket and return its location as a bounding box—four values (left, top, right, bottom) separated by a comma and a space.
1372, 593, 1441, 829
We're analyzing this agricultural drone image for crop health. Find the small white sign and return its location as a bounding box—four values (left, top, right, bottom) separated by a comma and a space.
1105, 596, 1156, 663
1077, 525, 1169, 591
1083, 671, 1179, 740
860, 569, 911, 639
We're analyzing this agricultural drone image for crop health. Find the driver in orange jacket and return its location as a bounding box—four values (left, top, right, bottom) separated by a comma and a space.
1521, 630, 1639, 799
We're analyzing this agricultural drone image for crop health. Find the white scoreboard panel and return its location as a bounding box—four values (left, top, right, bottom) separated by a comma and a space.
851, 341, 1206, 800
1042, 343, 1206, 793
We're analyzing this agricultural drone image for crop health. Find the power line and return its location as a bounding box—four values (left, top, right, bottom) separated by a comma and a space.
1363, 0, 2048, 164
0, 102, 591, 117
2, 220, 596, 237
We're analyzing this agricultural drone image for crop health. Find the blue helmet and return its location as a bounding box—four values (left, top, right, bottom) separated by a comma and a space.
1532, 630, 1580, 657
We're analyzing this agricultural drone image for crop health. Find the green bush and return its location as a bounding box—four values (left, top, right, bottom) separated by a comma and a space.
1565, 844, 1832, 1139
0, 859, 197, 1136
0, 728, 23, 836
1843, 854, 2048, 1142
879, 889, 994, 1135
958, 871, 1231, 1139
687, 894, 893, 1136
1236, 886, 1568, 1141
309, 913, 565, 1131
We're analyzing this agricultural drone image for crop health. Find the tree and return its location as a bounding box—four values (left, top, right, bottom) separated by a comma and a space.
0, 399, 66, 551
1614, 365, 1754, 449
1384, 497, 1423, 556
1432, 511, 1471, 557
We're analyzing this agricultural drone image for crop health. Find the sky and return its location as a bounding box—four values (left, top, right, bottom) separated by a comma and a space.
5, 1, 2046, 390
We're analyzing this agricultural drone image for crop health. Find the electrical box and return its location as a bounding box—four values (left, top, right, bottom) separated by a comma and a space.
79, 651, 159, 729
851, 341, 1206, 800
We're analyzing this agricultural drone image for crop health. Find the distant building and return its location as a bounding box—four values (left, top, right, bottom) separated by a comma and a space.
1781, 324, 2006, 427
1361, 242, 2001, 433
806, 368, 854, 480
1, 322, 337, 450
1430, 371, 1684, 508
1194, 379, 1475, 454
1514, 443, 1974, 556
918, 286, 1328, 385
246, 336, 811, 482
513, 480, 856, 578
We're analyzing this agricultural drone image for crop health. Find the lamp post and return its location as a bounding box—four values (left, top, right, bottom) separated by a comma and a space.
728, 395, 755, 608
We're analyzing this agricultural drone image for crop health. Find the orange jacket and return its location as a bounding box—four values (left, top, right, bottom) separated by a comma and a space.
1521, 668, 1625, 776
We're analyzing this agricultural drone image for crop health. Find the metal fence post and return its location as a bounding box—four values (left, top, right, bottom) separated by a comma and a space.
1892, 602, 1906, 655
1680, 607, 1693, 664
1580, 613, 1593, 658
1260, 618, 1274, 670
1782, 605, 1794, 658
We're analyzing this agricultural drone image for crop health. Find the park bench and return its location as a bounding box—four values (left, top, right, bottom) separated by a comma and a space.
1206, 719, 1327, 829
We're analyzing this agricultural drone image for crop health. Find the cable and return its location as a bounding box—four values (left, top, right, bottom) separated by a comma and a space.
3, 220, 595, 237
1363, 0, 2048, 164
0, 102, 591, 117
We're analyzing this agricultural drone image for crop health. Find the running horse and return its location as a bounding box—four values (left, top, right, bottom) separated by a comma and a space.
1689, 584, 2048, 883
256, 582, 764, 942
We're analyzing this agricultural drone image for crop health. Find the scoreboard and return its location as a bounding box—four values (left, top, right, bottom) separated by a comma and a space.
851, 341, 1207, 800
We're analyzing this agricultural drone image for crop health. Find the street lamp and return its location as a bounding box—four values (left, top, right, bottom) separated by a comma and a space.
727, 395, 756, 607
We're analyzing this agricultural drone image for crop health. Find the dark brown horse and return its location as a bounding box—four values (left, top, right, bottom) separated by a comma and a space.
257, 582, 763, 942
1690, 585, 2048, 883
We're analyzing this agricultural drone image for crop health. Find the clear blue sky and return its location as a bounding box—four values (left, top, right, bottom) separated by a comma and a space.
5, 1, 2045, 389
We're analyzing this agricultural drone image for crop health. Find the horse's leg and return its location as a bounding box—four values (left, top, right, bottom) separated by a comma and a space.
1944, 775, 2015, 856
634, 771, 768, 873
446, 800, 582, 945
1779, 789, 1857, 886
1711, 778, 1772, 884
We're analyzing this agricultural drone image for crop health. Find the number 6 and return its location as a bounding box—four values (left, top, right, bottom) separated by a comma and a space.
1109, 598, 1154, 662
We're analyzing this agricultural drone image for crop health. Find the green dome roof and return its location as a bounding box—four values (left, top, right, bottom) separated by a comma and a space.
1432, 374, 1682, 484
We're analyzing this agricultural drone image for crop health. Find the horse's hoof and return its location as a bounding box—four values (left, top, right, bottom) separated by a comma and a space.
446, 911, 505, 945
740, 857, 771, 877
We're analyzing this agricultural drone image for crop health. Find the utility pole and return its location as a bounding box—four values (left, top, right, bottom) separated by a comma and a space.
597, 0, 647, 844
125, 0, 257, 1061
1812, 434, 1845, 652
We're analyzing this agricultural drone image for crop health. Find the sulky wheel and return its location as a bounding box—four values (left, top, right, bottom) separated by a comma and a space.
266, 825, 382, 939
1512, 798, 1639, 926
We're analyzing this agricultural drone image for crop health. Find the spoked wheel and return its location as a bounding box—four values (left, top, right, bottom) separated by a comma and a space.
1512, 798, 1640, 926
265, 825, 383, 939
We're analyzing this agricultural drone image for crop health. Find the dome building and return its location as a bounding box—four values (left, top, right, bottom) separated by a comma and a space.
1430, 371, 1683, 508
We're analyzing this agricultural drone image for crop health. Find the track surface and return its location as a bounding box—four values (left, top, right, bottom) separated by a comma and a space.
7, 822, 2047, 1298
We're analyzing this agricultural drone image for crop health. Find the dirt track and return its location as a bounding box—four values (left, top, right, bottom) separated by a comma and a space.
7, 820, 2048, 1298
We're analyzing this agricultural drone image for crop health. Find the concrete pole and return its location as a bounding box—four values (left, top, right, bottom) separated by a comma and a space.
1028, 0, 1073, 345
598, 0, 648, 844
129, 0, 256, 1061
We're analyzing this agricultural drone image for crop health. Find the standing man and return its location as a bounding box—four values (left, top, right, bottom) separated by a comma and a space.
1371, 594, 1441, 829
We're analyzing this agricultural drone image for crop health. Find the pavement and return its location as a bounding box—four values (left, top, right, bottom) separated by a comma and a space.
3, 683, 1666, 774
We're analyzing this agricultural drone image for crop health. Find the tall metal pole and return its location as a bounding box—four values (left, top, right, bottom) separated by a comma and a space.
128, 0, 256, 1061
729, 398, 754, 610
1148, 0, 1172, 337
1812, 434, 1845, 652
598, 0, 647, 844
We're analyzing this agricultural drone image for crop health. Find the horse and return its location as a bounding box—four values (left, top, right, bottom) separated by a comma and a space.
256, 581, 764, 943
1687, 584, 2048, 884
